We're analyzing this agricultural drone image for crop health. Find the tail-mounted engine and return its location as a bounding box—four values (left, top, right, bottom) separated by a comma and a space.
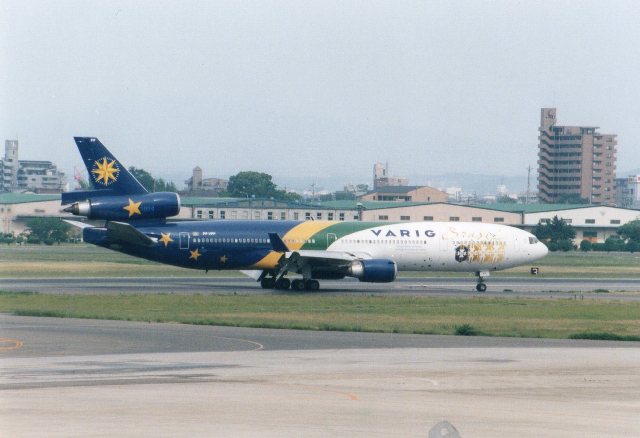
63, 192, 180, 221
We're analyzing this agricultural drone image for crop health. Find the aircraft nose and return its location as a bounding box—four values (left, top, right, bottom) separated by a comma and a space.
539, 241, 549, 258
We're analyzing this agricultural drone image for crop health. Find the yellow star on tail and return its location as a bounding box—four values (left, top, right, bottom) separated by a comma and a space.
92, 158, 119, 185
159, 233, 173, 247
123, 198, 142, 217
189, 248, 201, 261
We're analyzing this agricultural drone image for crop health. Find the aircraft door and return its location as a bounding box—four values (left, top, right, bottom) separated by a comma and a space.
179, 232, 190, 250
327, 233, 337, 248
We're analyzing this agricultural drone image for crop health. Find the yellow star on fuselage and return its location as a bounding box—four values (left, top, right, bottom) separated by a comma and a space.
92, 158, 119, 185
189, 248, 201, 261
123, 198, 142, 217
219, 255, 228, 264
159, 233, 173, 247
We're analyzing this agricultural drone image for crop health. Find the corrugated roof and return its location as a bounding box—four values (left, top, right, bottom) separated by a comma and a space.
181, 197, 326, 209
0, 193, 61, 204
482, 203, 640, 213
318, 200, 432, 210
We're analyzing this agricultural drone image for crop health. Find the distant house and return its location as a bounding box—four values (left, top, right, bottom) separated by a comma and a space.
184, 166, 228, 195
359, 185, 448, 203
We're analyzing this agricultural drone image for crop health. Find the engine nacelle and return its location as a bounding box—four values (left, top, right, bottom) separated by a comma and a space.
348, 259, 397, 283
63, 192, 180, 221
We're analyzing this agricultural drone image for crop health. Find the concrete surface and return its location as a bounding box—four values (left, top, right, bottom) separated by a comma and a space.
1, 315, 639, 437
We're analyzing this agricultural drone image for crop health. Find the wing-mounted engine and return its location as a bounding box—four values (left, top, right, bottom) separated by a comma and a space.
348, 259, 397, 283
63, 192, 181, 221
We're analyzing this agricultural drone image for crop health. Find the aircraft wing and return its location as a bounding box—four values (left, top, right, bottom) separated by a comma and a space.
288, 250, 371, 263
276, 249, 372, 278
106, 221, 157, 247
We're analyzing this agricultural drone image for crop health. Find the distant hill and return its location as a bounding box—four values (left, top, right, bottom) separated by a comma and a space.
409, 172, 529, 196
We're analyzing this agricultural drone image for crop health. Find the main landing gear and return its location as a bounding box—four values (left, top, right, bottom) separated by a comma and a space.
475, 271, 488, 292
260, 277, 319, 291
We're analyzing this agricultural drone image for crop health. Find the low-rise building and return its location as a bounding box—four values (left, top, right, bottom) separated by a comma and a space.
359, 186, 448, 203
1, 140, 66, 193
0, 193, 62, 234
521, 205, 640, 243
180, 197, 358, 222
4, 191, 640, 245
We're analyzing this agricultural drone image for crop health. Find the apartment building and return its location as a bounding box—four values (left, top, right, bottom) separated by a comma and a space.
537, 108, 617, 204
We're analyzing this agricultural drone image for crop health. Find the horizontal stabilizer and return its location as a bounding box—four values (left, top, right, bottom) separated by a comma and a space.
61, 189, 117, 205
62, 219, 94, 229
106, 221, 156, 247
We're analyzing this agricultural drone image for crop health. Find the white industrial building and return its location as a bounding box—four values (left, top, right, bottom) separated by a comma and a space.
3, 193, 640, 244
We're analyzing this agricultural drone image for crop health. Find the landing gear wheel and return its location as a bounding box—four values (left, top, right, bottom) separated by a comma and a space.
260, 277, 276, 289
275, 278, 291, 290
291, 279, 306, 291
476, 283, 487, 292
304, 279, 320, 291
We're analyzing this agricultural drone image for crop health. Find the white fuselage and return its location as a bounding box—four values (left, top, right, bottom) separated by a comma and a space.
328, 222, 548, 272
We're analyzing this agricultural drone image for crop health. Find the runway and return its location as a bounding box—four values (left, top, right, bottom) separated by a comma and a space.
2, 276, 640, 299
1, 314, 640, 437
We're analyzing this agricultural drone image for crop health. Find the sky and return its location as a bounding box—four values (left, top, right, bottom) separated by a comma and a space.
1, 0, 640, 192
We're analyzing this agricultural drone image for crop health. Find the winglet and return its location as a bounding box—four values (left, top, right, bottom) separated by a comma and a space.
268, 233, 289, 252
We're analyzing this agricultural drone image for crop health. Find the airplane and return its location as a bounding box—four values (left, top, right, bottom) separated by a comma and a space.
62, 137, 548, 292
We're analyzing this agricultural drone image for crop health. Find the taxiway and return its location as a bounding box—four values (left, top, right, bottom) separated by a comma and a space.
2, 276, 640, 299
1, 314, 639, 437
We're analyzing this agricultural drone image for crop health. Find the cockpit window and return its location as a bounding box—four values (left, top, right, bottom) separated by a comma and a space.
529, 237, 539, 244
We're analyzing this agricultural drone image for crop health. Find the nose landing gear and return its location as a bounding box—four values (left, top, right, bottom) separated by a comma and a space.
475, 271, 489, 292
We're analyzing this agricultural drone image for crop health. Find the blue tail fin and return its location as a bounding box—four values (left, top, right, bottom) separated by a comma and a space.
75, 137, 147, 195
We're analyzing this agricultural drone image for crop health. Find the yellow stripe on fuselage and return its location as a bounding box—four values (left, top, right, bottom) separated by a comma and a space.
249, 221, 336, 270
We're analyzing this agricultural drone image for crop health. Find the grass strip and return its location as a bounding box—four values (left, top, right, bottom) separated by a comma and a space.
2, 246, 640, 278
1, 292, 639, 340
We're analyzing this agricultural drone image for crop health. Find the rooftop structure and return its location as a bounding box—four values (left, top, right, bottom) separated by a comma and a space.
184, 166, 228, 195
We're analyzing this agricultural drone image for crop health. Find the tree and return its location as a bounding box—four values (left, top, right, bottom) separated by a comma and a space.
579, 239, 592, 252
496, 195, 517, 204
128, 167, 177, 192
25, 218, 72, 244
533, 216, 576, 244
617, 219, 640, 243
226, 171, 278, 198
556, 239, 575, 252
0, 233, 15, 245
626, 240, 640, 253
78, 178, 91, 190
604, 236, 625, 252
225, 171, 302, 202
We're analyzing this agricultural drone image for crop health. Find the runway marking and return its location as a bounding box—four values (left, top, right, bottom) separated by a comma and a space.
208, 335, 264, 351
318, 388, 359, 401
300, 385, 359, 401
0, 338, 24, 352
